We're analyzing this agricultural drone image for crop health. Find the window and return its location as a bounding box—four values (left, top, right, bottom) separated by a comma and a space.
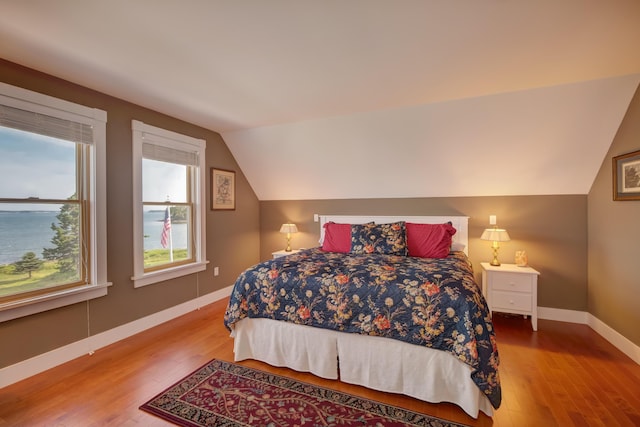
131, 120, 207, 287
0, 82, 108, 322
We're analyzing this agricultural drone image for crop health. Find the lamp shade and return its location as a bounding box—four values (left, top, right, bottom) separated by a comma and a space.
279, 223, 298, 234
480, 228, 510, 242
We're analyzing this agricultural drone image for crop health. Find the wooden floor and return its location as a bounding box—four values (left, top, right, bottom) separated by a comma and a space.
1, 298, 640, 427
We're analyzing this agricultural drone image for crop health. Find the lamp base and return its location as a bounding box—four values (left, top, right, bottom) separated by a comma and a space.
490, 247, 501, 266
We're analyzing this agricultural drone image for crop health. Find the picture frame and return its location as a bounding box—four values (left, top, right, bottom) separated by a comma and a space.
613, 149, 640, 201
211, 168, 236, 210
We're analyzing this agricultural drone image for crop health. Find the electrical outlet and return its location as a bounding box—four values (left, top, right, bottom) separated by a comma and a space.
214, 266, 219, 276
314, 213, 319, 222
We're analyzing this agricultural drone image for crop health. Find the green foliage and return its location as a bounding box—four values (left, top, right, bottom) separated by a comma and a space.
144, 248, 188, 268
13, 252, 44, 278
0, 260, 72, 297
0, 264, 15, 275
43, 196, 80, 274
170, 206, 188, 222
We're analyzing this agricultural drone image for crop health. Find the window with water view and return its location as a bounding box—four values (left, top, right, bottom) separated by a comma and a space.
142, 158, 193, 270
0, 82, 107, 320
0, 127, 88, 301
131, 120, 206, 288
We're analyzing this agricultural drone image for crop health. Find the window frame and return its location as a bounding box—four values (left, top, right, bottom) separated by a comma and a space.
0, 82, 109, 323
131, 120, 207, 288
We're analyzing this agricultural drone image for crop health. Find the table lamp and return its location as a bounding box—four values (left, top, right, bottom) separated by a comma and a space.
279, 223, 298, 252
481, 217, 510, 266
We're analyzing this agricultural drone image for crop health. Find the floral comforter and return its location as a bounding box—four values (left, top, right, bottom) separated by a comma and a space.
224, 248, 501, 409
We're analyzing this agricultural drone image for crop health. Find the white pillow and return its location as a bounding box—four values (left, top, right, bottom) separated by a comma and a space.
451, 241, 466, 252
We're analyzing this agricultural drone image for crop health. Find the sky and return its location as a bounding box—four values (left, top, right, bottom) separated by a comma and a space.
142, 158, 188, 208
0, 126, 187, 211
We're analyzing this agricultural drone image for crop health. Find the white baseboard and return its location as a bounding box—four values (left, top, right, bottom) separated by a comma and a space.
0, 286, 232, 389
587, 313, 640, 365
2, 297, 638, 389
538, 306, 640, 365
538, 306, 588, 324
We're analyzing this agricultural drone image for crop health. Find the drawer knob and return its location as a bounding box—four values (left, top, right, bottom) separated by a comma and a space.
509, 300, 514, 304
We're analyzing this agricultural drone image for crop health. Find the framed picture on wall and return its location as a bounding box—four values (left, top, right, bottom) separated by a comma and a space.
613, 149, 640, 201
211, 168, 236, 210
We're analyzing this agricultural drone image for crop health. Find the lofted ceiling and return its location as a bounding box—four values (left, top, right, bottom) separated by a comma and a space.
1, 1, 639, 200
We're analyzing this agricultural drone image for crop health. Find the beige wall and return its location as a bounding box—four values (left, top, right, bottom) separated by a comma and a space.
260, 195, 588, 312
588, 85, 640, 347
0, 59, 261, 368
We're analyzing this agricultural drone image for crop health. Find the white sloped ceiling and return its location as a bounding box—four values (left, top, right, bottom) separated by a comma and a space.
1, 1, 639, 200
223, 75, 640, 199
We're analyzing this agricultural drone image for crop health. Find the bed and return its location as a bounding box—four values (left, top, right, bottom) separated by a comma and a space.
224, 215, 500, 418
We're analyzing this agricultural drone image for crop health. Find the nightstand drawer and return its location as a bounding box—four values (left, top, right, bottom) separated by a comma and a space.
492, 291, 532, 312
491, 272, 532, 293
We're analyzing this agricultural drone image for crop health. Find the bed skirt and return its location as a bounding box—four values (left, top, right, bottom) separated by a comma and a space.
230, 317, 493, 418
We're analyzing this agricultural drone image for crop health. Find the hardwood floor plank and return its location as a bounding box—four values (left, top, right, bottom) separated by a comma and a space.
1, 301, 640, 426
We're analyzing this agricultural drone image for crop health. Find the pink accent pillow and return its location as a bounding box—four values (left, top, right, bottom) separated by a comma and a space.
321, 222, 352, 253
406, 222, 457, 258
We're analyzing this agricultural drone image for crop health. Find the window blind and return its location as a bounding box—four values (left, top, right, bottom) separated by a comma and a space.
142, 139, 199, 166
0, 103, 93, 144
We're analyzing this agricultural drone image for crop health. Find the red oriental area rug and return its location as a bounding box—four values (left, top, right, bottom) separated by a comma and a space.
140, 359, 470, 427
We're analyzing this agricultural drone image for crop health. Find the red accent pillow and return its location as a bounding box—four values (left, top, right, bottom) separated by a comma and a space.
406, 222, 457, 258
321, 222, 352, 253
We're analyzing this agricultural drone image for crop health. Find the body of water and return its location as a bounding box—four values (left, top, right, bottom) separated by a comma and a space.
143, 209, 188, 253
0, 210, 187, 265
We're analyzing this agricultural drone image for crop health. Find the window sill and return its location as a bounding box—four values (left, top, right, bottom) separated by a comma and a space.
132, 261, 208, 288
0, 282, 112, 323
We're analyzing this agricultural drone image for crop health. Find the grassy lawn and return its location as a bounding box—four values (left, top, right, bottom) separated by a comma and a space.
144, 248, 188, 268
0, 249, 189, 297
0, 261, 77, 297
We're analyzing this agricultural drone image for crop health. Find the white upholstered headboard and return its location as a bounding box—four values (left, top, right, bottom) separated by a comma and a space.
318, 215, 469, 255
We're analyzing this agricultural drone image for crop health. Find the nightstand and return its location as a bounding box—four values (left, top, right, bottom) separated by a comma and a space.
272, 249, 301, 259
481, 262, 540, 331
